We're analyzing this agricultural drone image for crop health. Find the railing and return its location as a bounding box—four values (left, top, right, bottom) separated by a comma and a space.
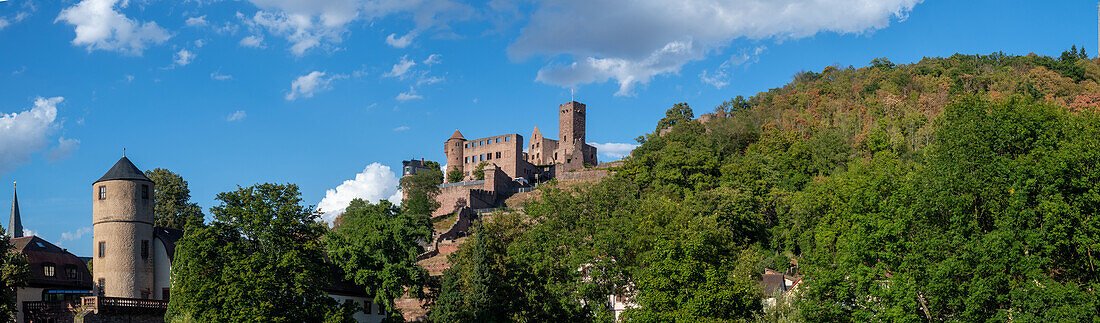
23, 300, 77, 312
81, 296, 169, 313
438, 180, 485, 189
512, 187, 537, 194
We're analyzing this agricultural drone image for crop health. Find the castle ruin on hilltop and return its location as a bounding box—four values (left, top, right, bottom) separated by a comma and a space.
428, 101, 600, 217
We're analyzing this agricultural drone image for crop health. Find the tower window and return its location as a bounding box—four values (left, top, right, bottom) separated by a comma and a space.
98, 241, 106, 258
142, 185, 149, 200
98, 186, 106, 200
141, 240, 149, 260
43, 263, 55, 277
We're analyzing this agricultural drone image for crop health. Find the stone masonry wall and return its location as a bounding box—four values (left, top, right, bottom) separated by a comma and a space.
92, 179, 155, 299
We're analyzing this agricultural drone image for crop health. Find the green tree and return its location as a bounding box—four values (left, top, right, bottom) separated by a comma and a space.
167, 183, 355, 322
446, 167, 464, 183
145, 168, 204, 230
656, 102, 694, 130
0, 233, 28, 321
400, 160, 442, 216
472, 162, 488, 181
325, 199, 432, 318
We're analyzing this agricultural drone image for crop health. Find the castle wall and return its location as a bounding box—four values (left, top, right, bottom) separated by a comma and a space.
458, 134, 529, 181
92, 180, 155, 299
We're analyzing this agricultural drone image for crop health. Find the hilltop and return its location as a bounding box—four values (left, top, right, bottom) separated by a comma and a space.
427, 48, 1100, 322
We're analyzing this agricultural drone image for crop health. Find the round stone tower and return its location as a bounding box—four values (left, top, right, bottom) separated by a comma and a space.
92, 156, 155, 299
444, 130, 466, 183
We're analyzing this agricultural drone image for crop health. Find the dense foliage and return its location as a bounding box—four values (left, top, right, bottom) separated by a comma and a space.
325, 161, 439, 319
431, 50, 1100, 321
167, 183, 356, 322
0, 233, 27, 322
145, 168, 204, 230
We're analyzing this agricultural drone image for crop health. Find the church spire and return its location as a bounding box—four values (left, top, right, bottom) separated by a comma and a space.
9, 182, 22, 238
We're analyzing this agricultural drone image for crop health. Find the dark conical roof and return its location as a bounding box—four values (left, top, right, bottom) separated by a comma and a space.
9, 184, 22, 238
449, 130, 465, 140
95, 157, 152, 184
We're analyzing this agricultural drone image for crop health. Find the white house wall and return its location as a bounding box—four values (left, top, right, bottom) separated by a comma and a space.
153, 237, 172, 300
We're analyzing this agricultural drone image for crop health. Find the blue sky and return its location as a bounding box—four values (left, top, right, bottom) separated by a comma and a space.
0, 0, 1096, 256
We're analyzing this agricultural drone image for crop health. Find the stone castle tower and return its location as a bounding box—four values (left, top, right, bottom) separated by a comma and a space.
92, 156, 155, 299
557, 101, 585, 155
444, 130, 466, 183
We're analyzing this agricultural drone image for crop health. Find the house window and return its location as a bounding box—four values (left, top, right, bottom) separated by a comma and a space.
98, 241, 106, 258
141, 240, 149, 260
142, 185, 149, 200
67, 265, 79, 279
43, 263, 55, 277
496, 152, 501, 159
98, 186, 106, 200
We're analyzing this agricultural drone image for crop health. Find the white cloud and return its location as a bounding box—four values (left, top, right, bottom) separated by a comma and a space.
124, 74, 134, 82
194, 39, 206, 48
174, 49, 195, 67
0, 9, 31, 31
0, 97, 63, 176
588, 142, 639, 159
211, 71, 233, 80
512, 0, 921, 95
186, 15, 208, 27
385, 55, 416, 78
239, 35, 265, 48
22, 229, 37, 237
56, 0, 171, 55
700, 46, 766, 89
393, 125, 409, 131
395, 87, 422, 101
286, 71, 345, 100
416, 75, 444, 86
226, 110, 247, 121
45, 137, 80, 162
241, 0, 473, 55
61, 226, 92, 241
423, 53, 441, 65
317, 163, 402, 224
385, 31, 416, 48
245, 0, 359, 56
536, 40, 696, 96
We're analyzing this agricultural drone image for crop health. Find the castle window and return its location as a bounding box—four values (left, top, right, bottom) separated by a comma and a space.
365, 300, 372, 314
141, 290, 150, 299
141, 240, 149, 260
496, 152, 501, 159
142, 185, 149, 200
465, 157, 469, 163
43, 263, 55, 277
97, 279, 105, 295
487, 153, 492, 160
98, 186, 106, 200
464, 143, 468, 148
505, 137, 510, 142
98, 241, 105, 258
496, 138, 500, 143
